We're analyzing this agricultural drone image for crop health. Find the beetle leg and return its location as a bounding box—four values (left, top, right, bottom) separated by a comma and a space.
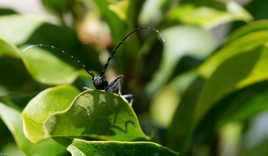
106, 76, 134, 105
105, 76, 121, 93
83, 87, 92, 91
122, 94, 134, 106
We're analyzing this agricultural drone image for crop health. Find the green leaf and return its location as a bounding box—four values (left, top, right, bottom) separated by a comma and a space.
109, 0, 129, 21
199, 28, 268, 79
67, 139, 179, 156
44, 89, 148, 141
0, 38, 41, 97
21, 45, 80, 85
0, 15, 42, 44
0, 102, 67, 156
0, 38, 20, 57
195, 44, 268, 123
167, 22, 268, 153
0, 15, 101, 85
22, 85, 80, 143
146, 26, 216, 96
0, 15, 101, 69
227, 20, 268, 43
167, 1, 252, 29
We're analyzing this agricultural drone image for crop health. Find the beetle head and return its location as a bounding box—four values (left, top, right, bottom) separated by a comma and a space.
93, 76, 108, 90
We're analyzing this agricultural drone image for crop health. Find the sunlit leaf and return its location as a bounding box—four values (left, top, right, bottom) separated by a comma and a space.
22, 85, 80, 143
199, 30, 268, 79
21, 46, 80, 85
196, 43, 268, 122
109, 0, 129, 21
0, 14, 101, 68
0, 102, 67, 156
167, 21, 268, 153
167, 1, 252, 29
44, 89, 148, 141
227, 20, 268, 43
0, 15, 42, 44
22, 86, 147, 143
0, 15, 101, 85
67, 139, 179, 156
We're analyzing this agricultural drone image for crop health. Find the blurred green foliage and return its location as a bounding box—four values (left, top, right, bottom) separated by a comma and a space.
1, 0, 268, 156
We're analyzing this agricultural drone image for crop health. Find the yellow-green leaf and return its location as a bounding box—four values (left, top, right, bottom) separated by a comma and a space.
67, 139, 179, 156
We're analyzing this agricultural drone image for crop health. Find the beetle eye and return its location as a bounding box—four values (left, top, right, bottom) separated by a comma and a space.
93, 76, 108, 90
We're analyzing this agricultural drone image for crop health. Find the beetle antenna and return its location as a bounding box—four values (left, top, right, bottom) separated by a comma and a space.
22, 43, 95, 78
100, 26, 165, 76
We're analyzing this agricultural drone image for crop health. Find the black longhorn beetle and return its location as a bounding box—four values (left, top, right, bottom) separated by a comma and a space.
22, 26, 164, 106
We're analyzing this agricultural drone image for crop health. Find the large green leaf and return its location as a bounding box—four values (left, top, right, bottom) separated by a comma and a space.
67, 139, 179, 156
167, 1, 252, 29
22, 86, 147, 143
195, 43, 268, 122
146, 26, 216, 96
22, 85, 80, 143
44, 89, 148, 141
0, 38, 41, 97
167, 22, 268, 153
0, 102, 67, 156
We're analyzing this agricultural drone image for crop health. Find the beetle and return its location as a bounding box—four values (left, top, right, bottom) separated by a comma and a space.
22, 26, 163, 105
